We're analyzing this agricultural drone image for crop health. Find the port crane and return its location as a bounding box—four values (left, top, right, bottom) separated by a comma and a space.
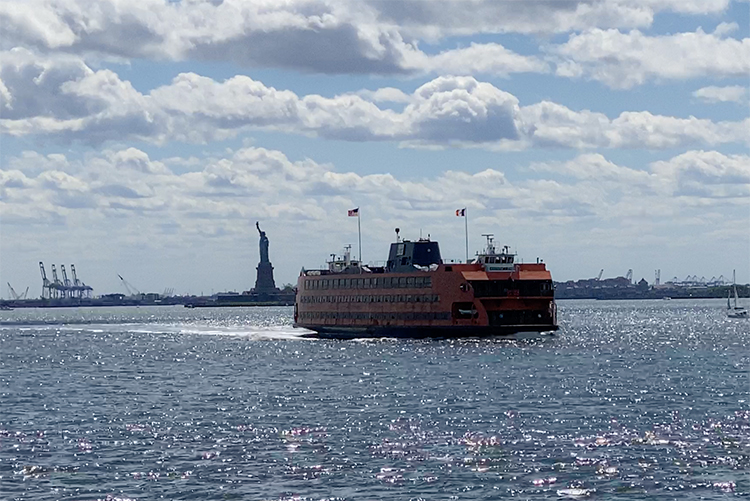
50, 265, 64, 298
39, 262, 51, 298
60, 265, 72, 298
596, 269, 604, 281
118, 274, 141, 296
70, 265, 93, 298
7, 283, 28, 300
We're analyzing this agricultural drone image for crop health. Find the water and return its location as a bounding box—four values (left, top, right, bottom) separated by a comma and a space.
1, 300, 748, 500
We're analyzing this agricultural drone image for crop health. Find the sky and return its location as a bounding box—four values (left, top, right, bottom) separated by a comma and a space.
0, 0, 749, 298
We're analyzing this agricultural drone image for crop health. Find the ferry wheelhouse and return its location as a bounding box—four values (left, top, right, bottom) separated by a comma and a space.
294, 233, 557, 338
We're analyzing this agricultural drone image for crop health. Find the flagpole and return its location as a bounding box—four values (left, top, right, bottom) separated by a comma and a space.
357, 210, 362, 271
464, 208, 469, 263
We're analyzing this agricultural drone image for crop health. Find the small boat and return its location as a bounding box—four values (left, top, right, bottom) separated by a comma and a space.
0, 304, 13, 311
727, 270, 748, 319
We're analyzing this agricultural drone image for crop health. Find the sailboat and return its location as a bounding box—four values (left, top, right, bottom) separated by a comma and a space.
727, 270, 748, 319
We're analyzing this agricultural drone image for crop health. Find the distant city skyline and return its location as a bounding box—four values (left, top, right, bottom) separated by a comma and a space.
1, 0, 748, 296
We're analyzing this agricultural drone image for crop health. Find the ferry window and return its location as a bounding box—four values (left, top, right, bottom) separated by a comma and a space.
425, 277, 432, 287
406, 295, 412, 302
322, 280, 328, 289
399, 277, 407, 288
397, 243, 405, 256
415, 277, 424, 287
357, 279, 363, 288
445, 266, 452, 271
407, 277, 415, 287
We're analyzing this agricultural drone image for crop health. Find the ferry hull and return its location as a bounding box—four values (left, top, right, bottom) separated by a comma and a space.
295, 323, 558, 339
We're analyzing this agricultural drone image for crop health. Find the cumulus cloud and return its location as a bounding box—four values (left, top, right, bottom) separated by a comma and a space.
5, 146, 746, 229
520, 103, 748, 149
693, 85, 748, 103
2, 145, 747, 290
1, 0, 734, 79
2, 52, 747, 150
372, 0, 732, 36
0, 0, 547, 77
551, 28, 750, 88
651, 150, 750, 198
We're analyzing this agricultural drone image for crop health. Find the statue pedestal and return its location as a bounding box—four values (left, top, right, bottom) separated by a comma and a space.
255, 262, 276, 292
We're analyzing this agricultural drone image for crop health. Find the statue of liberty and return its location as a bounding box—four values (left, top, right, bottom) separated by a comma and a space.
256, 221, 270, 264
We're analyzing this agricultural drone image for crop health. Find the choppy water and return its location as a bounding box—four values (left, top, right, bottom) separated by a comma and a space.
1, 300, 748, 500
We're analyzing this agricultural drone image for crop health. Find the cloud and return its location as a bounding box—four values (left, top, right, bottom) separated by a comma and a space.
3, 145, 746, 256
370, 0, 731, 36
0, 0, 546, 77
651, 150, 750, 197
693, 85, 748, 104
4, 146, 747, 227
550, 28, 750, 88
1, 0, 733, 79
3, 145, 747, 290
520, 102, 748, 149
2, 53, 746, 150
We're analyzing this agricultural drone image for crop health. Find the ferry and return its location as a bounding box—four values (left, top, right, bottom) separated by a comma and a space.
294, 231, 558, 338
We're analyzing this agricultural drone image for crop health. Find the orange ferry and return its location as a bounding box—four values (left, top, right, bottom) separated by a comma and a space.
294, 232, 558, 338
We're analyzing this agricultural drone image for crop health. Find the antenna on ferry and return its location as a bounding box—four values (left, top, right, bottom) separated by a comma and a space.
481, 234, 494, 254
395, 228, 400, 242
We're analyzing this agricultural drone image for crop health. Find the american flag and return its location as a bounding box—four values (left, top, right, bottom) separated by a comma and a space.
348, 208, 359, 216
